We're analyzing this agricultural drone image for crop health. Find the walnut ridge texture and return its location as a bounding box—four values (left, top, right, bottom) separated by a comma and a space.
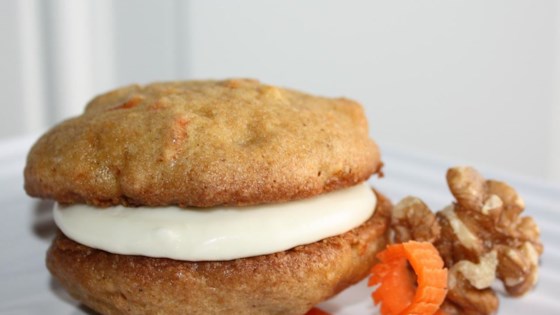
389, 166, 543, 315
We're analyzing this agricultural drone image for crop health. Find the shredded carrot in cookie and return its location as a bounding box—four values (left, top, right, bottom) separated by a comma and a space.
305, 307, 330, 315
368, 241, 448, 315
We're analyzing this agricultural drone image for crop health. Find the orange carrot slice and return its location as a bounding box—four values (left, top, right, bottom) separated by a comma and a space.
305, 307, 330, 315
368, 241, 448, 315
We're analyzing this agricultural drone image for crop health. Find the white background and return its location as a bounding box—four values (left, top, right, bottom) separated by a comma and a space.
1, 0, 559, 183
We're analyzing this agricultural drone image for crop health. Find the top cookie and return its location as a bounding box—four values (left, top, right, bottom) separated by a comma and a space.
24, 79, 381, 207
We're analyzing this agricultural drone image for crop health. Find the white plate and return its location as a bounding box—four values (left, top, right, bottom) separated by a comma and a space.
2, 136, 559, 314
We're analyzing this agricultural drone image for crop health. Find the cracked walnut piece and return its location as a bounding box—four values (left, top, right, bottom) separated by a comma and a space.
390, 166, 543, 315
445, 167, 543, 297
391, 196, 441, 244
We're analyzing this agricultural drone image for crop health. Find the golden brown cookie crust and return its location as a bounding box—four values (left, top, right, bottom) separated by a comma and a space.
46, 191, 391, 315
25, 79, 381, 207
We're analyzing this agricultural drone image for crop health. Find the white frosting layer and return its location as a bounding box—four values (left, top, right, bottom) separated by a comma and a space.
53, 183, 376, 261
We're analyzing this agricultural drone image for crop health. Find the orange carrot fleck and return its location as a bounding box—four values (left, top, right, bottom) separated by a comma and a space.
369, 241, 448, 315
305, 307, 330, 315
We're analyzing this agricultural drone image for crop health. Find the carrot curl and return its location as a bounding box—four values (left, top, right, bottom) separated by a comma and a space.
369, 241, 448, 315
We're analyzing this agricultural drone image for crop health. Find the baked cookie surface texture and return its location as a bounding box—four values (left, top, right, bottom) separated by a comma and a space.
25, 79, 381, 207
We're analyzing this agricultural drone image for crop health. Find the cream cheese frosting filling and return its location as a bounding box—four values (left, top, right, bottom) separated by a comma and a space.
53, 183, 377, 261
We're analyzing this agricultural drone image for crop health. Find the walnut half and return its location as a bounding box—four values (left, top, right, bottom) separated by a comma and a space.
444, 166, 543, 297
389, 166, 544, 315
